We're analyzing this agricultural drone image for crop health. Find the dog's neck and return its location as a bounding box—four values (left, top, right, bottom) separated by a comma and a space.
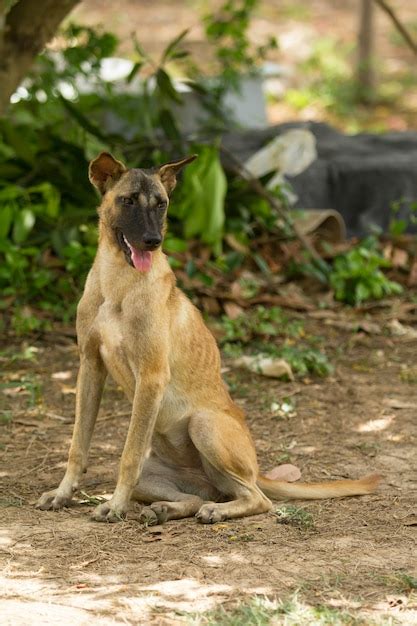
96, 226, 172, 303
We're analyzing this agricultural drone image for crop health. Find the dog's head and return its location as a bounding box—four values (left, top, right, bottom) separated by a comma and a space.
89, 152, 196, 272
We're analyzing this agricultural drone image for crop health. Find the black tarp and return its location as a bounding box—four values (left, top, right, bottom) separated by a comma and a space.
222, 122, 417, 237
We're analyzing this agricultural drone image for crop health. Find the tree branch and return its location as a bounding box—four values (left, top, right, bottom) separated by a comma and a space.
374, 0, 417, 57
0, 0, 80, 115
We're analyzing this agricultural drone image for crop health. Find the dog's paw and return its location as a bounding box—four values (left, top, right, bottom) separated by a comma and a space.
92, 500, 126, 523
136, 506, 162, 526
196, 503, 225, 524
149, 502, 170, 524
36, 489, 72, 511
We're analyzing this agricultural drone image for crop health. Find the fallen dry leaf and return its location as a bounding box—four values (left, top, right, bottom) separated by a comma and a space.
391, 248, 409, 268
147, 525, 164, 534
264, 464, 301, 482
387, 319, 417, 340
383, 398, 417, 409
223, 301, 244, 319
51, 370, 72, 381
2, 386, 29, 397
234, 355, 294, 380
60, 385, 77, 395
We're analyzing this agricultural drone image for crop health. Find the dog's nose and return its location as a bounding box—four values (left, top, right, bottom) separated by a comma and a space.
143, 234, 162, 248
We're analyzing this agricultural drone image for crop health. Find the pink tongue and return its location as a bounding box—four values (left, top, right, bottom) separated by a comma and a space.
131, 248, 152, 272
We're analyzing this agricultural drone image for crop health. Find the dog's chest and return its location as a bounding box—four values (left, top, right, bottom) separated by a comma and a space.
96, 302, 137, 396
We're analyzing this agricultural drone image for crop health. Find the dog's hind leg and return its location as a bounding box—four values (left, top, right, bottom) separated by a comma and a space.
131, 456, 219, 523
189, 410, 272, 523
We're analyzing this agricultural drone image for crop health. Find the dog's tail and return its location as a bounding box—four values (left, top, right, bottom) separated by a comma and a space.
257, 473, 381, 500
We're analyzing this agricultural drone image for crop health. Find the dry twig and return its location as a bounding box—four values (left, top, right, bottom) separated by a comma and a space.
374, 0, 417, 56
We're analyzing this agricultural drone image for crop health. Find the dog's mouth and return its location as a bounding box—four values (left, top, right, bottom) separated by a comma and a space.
116, 229, 153, 273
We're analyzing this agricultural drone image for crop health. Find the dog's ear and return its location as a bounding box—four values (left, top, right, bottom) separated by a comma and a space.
89, 152, 127, 195
157, 154, 197, 195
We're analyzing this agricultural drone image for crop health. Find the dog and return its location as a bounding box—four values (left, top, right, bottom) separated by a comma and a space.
36, 152, 380, 524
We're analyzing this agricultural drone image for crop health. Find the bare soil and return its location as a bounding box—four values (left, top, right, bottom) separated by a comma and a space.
1, 304, 416, 624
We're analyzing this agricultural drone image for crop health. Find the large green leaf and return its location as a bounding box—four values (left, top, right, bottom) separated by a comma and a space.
0, 204, 13, 239
12, 209, 36, 244
180, 146, 226, 252
156, 69, 182, 104
161, 29, 190, 62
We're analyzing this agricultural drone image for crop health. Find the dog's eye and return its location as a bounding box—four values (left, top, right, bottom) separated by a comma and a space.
122, 196, 135, 206
157, 201, 167, 211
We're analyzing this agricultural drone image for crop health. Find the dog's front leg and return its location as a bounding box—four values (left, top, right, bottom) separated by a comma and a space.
92, 368, 168, 522
37, 353, 107, 510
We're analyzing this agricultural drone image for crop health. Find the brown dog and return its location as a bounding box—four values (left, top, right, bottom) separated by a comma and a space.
36, 152, 380, 524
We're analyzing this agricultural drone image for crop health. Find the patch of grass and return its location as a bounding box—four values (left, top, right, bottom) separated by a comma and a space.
0, 411, 13, 424
0, 374, 42, 407
312, 605, 368, 625
227, 532, 255, 543
281, 33, 414, 133
396, 573, 417, 592
352, 442, 380, 457
275, 451, 292, 463
220, 306, 332, 378
382, 572, 417, 593
219, 306, 304, 345
0, 345, 39, 363
189, 595, 373, 625
222, 371, 251, 397
189, 596, 276, 625
283, 37, 359, 119
270, 397, 297, 419
275, 505, 314, 530
253, 342, 333, 378
276, 345, 333, 378
0, 496, 24, 508
400, 366, 417, 383
10, 308, 51, 335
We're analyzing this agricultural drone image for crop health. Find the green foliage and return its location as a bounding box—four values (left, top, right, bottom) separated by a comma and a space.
1, 18, 404, 335
329, 237, 403, 306
171, 145, 227, 253
220, 306, 333, 378
0, 374, 41, 408
0, 19, 283, 330
281, 30, 415, 133
220, 306, 304, 344
0, 345, 38, 363
275, 505, 315, 529
190, 594, 368, 625
284, 37, 358, 118
276, 345, 333, 378
204, 0, 277, 90
394, 573, 417, 591
389, 197, 417, 237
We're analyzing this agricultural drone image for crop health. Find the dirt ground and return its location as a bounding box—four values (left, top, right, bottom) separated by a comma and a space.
1, 301, 416, 625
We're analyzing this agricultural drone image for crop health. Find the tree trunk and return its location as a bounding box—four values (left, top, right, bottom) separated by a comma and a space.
357, 0, 375, 102
0, 0, 80, 116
